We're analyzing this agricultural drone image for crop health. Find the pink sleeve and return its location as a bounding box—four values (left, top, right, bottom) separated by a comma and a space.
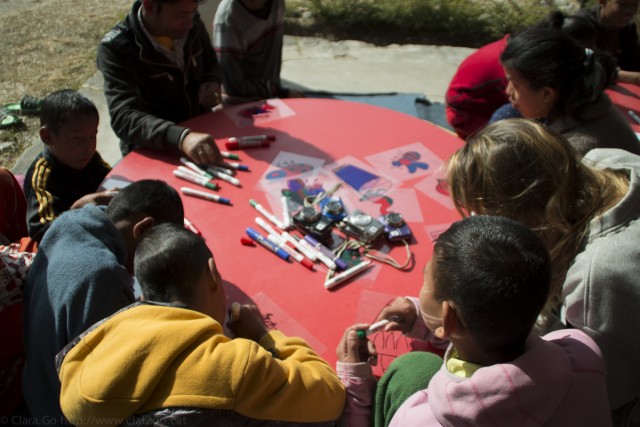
336, 361, 376, 426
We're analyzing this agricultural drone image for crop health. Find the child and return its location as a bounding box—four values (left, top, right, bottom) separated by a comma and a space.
577, 0, 640, 85
337, 215, 611, 426
24, 89, 114, 242
57, 223, 345, 427
213, 0, 304, 104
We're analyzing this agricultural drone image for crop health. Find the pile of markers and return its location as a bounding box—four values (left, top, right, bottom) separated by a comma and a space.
242, 198, 373, 291
172, 135, 275, 206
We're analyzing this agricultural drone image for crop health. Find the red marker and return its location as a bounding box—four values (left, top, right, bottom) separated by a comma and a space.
228, 135, 276, 142
225, 139, 271, 150
184, 218, 202, 237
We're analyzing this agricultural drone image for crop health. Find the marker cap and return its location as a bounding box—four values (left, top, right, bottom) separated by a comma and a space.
240, 237, 255, 246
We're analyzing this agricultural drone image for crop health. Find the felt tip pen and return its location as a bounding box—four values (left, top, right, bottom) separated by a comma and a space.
225, 139, 271, 150
228, 135, 276, 142
303, 235, 348, 271
281, 231, 318, 261
246, 227, 290, 262
356, 316, 403, 338
207, 167, 241, 187
208, 164, 236, 176
177, 166, 210, 181
267, 234, 315, 270
180, 187, 231, 205
255, 217, 280, 237
180, 157, 214, 179
628, 110, 640, 125
324, 261, 372, 290
249, 199, 285, 229
183, 218, 202, 236
296, 236, 336, 270
221, 151, 241, 160
173, 170, 219, 191
281, 196, 291, 229
226, 162, 250, 172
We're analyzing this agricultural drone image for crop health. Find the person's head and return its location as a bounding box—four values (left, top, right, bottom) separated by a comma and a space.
600, 0, 639, 29
39, 89, 99, 170
534, 10, 596, 48
419, 215, 550, 360
135, 223, 226, 321
501, 28, 616, 120
446, 119, 628, 310
106, 180, 184, 272
141, 0, 205, 40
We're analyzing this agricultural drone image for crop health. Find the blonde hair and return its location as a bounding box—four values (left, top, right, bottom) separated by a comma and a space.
446, 119, 628, 312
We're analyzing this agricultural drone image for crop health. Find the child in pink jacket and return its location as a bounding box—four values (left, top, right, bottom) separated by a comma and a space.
336, 215, 612, 426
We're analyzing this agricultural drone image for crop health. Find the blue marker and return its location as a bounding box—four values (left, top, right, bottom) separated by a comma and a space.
246, 227, 290, 262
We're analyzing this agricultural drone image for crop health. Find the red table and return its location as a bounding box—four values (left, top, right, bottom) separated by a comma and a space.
607, 82, 640, 131
106, 98, 464, 369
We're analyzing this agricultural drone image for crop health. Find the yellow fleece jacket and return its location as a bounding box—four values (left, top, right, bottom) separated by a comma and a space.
58, 303, 345, 427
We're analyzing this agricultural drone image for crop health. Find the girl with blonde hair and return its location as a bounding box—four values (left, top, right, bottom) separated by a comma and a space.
447, 118, 640, 426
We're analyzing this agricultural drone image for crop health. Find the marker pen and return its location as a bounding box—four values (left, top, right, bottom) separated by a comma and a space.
180, 187, 231, 205
296, 236, 336, 270
207, 167, 241, 187
267, 234, 314, 270
303, 235, 348, 271
356, 316, 403, 338
173, 170, 218, 191
246, 227, 290, 262
183, 217, 202, 236
221, 151, 240, 160
180, 157, 214, 179
628, 110, 640, 125
177, 166, 209, 181
281, 195, 291, 229
281, 231, 317, 262
208, 164, 236, 177
255, 217, 279, 237
228, 135, 275, 142
249, 199, 285, 229
225, 139, 271, 150
226, 162, 250, 172
324, 261, 372, 289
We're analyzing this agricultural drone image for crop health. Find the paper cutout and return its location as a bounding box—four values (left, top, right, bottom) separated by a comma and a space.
423, 223, 453, 243
415, 167, 454, 209
251, 291, 327, 355
365, 142, 442, 182
224, 98, 295, 128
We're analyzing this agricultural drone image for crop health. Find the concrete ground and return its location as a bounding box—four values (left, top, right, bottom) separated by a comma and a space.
12, 36, 473, 173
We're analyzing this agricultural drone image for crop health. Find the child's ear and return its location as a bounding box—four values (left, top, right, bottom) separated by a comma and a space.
207, 257, 219, 292
438, 301, 464, 340
132, 217, 155, 240
39, 126, 52, 145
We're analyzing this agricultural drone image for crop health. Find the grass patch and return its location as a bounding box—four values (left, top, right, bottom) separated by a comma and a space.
285, 0, 582, 47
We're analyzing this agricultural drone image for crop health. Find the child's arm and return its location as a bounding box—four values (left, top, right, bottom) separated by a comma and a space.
336, 325, 378, 427
70, 190, 118, 210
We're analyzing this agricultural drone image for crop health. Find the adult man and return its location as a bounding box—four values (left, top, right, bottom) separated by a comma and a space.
98, 0, 223, 164
213, 0, 304, 104
577, 0, 640, 85
22, 180, 184, 423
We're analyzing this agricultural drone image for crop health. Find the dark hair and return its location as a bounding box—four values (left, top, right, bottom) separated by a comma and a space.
501, 28, 616, 120
155, 0, 206, 12
135, 223, 212, 302
534, 11, 596, 48
40, 89, 99, 134
106, 180, 184, 224
432, 215, 551, 355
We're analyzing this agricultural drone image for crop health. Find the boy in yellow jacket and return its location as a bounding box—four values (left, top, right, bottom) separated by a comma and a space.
56, 223, 345, 426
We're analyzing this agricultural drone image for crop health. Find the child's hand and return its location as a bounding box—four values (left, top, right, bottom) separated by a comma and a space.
375, 297, 418, 335
226, 302, 269, 343
70, 190, 118, 210
336, 324, 378, 364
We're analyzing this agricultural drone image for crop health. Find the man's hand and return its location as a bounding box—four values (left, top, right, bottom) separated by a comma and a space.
70, 189, 118, 210
199, 81, 222, 109
336, 323, 378, 364
227, 302, 270, 343
181, 131, 223, 165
